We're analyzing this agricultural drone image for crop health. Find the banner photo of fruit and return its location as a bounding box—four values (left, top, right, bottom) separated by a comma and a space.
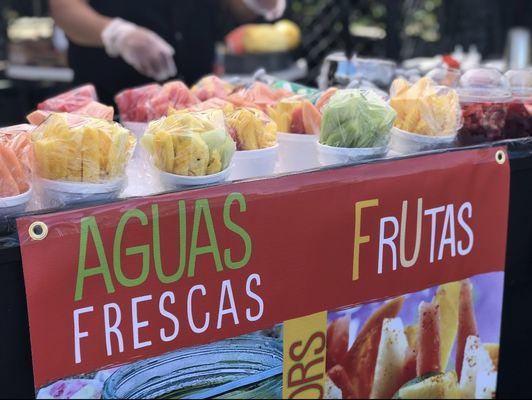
325, 272, 502, 399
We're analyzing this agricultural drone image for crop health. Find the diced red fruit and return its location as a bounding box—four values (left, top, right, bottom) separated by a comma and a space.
290, 107, 305, 134
416, 302, 441, 377
37, 84, 97, 112
326, 315, 350, 371
328, 364, 358, 399
456, 279, 479, 378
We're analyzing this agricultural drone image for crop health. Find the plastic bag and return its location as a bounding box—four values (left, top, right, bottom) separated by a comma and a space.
0, 124, 33, 199
191, 75, 235, 102
390, 77, 461, 136
228, 82, 292, 111
28, 101, 114, 125
115, 83, 161, 122
267, 96, 321, 134
226, 107, 278, 150
32, 113, 136, 183
320, 89, 396, 148
147, 81, 200, 120
37, 84, 97, 112
141, 110, 236, 176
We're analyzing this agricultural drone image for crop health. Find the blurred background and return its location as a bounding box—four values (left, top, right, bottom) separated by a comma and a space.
1, 0, 531, 125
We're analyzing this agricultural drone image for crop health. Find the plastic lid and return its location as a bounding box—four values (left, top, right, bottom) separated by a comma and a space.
458, 68, 512, 103
505, 69, 532, 99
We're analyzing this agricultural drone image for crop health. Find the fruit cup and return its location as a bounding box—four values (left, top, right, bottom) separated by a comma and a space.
457, 69, 513, 145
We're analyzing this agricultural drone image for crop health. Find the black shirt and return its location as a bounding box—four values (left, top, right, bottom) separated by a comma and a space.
68, 0, 223, 104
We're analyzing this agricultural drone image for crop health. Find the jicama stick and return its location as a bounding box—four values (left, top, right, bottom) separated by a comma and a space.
456, 279, 479, 378
416, 302, 441, 377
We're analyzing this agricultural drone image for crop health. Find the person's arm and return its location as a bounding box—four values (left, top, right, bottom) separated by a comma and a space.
48, 0, 177, 81
227, 0, 286, 22
49, 0, 110, 47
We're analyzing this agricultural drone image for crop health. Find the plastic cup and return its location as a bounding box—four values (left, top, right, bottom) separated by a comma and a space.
159, 166, 232, 189
229, 144, 279, 181
389, 127, 457, 154
39, 178, 126, 206
0, 187, 32, 216
317, 142, 387, 166
277, 133, 320, 173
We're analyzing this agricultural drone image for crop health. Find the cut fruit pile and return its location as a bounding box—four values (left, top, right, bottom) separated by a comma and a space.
29, 84, 114, 125
390, 77, 461, 136
31, 114, 136, 183
0, 125, 33, 197
326, 280, 499, 399
226, 107, 278, 150
267, 96, 321, 135
141, 110, 236, 176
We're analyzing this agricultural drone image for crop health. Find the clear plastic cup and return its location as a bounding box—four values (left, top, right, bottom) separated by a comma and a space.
277, 133, 319, 173
504, 69, 532, 138
458, 68, 513, 144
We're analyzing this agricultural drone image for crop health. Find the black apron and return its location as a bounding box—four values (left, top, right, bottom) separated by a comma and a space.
68, 0, 220, 104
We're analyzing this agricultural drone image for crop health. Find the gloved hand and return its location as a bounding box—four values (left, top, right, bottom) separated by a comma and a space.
102, 18, 177, 81
242, 0, 286, 21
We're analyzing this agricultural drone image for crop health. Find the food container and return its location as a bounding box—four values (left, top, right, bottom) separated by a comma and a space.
317, 142, 387, 166
39, 178, 126, 207
277, 133, 319, 173
390, 127, 457, 154
0, 188, 32, 216
504, 69, 532, 138
102, 335, 282, 399
229, 144, 279, 181
458, 69, 513, 144
159, 166, 232, 189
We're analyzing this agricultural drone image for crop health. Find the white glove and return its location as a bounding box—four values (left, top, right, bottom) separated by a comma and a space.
102, 18, 177, 81
243, 0, 286, 21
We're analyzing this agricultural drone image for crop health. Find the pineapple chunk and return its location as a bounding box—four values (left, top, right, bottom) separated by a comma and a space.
153, 130, 175, 173
81, 127, 100, 182
433, 282, 461, 371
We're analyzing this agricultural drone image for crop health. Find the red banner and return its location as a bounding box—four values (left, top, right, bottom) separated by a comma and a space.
18, 147, 509, 388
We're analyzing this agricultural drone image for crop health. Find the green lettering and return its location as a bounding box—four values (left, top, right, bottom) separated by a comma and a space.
113, 209, 150, 287
188, 199, 223, 277
75, 217, 114, 301
153, 202, 187, 284
223, 193, 252, 269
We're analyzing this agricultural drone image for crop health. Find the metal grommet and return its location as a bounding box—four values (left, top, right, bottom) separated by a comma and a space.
29, 221, 48, 241
496, 150, 506, 165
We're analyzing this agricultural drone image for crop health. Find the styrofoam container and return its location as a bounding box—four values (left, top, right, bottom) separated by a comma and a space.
159, 166, 232, 189
277, 133, 320, 173
40, 178, 126, 206
390, 127, 457, 154
229, 144, 279, 181
317, 142, 388, 166
0, 188, 32, 216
